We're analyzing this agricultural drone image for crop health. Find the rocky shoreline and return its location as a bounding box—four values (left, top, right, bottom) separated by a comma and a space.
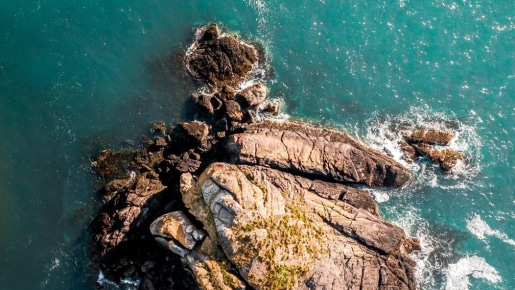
89, 23, 464, 289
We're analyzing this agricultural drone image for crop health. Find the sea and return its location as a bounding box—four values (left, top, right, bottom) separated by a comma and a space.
0, 0, 513, 289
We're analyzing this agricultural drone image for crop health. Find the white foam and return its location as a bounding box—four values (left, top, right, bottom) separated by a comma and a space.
355, 105, 482, 190
97, 270, 140, 289
366, 189, 390, 203
385, 207, 444, 289
467, 214, 515, 246
444, 256, 502, 290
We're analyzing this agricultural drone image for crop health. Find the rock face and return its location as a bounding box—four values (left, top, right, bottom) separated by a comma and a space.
226, 120, 411, 187
179, 163, 417, 290
186, 23, 258, 89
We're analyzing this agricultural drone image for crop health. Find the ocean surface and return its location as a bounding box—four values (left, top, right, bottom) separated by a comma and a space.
0, 0, 513, 289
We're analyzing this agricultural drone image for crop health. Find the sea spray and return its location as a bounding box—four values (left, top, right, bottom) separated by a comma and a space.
356, 105, 482, 189
444, 256, 501, 290
467, 214, 515, 247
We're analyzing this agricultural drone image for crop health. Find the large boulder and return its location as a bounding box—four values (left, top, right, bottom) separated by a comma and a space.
235, 83, 267, 107
225, 121, 411, 187
178, 163, 417, 290
186, 23, 258, 89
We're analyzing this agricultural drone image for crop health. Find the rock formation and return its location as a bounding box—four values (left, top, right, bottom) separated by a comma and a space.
88, 23, 419, 290
186, 23, 258, 89
399, 129, 464, 171
226, 121, 411, 187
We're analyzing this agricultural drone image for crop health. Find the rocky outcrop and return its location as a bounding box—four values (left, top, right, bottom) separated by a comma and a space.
399, 128, 464, 171
177, 163, 417, 290
89, 23, 419, 290
186, 23, 258, 89
402, 129, 453, 146
226, 120, 411, 187
412, 143, 464, 171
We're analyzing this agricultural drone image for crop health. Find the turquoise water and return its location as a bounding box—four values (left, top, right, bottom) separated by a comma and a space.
0, 0, 513, 289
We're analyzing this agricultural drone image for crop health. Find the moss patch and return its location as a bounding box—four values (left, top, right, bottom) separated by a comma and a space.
232, 198, 326, 290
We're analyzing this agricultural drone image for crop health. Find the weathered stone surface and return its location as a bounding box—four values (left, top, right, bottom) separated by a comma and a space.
180, 163, 417, 290
150, 211, 206, 250
176, 121, 210, 148
236, 83, 267, 107
399, 140, 417, 162
225, 120, 411, 187
191, 93, 215, 116
402, 129, 453, 145
225, 100, 243, 122
186, 23, 258, 89
91, 175, 167, 260
413, 143, 464, 171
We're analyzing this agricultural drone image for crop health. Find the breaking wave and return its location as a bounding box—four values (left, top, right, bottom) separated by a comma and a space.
444, 256, 502, 290
356, 105, 482, 190
467, 214, 515, 247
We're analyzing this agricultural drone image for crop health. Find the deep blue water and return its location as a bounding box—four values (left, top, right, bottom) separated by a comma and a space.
0, 1, 513, 289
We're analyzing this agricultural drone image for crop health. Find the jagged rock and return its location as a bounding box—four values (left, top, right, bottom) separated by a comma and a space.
176, 121, 210, 148
225, 100, 243, 122
186, 23, 258, 89
151, 121, 167, 136
399, 140, 417, 162
90, 175, 167, 260
150, 211, 206, 251
102, 178, 135, 202
259, 100, 280, 115
225, 120, 411, 187
179, 163, 417, 290
402, 129, 453, 145
236, 83, 267, 107
154, 136, 168, 148
191, 93, 215, 116
413, 143, 464, 171
165, 154, 203, 174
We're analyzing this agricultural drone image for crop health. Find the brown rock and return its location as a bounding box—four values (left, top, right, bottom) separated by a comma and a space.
399, 140, 417, 162
186, 24, 258, 89
179, 163, 417, 290
176, 121, 210, 148
225, 120, 411, 187
402, 129, 453, 145
225, 100, 243, 121
90, 175, 167, 260
151, 122, 167, 136
413, 143, 464, 171
191, 93, 214, 116
236, 83, 267, 107
150, 211, 206, 250
166, 154, 202, 174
